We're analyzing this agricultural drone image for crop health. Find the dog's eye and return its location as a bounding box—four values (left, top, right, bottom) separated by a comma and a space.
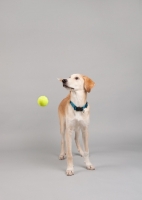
75, 77, 79, 80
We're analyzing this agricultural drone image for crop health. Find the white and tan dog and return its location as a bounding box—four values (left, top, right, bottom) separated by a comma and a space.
58, 74, 95, 176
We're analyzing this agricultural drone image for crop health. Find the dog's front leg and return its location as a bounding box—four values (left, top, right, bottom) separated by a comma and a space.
65, 126, 74, 176
81, 127, 95, 170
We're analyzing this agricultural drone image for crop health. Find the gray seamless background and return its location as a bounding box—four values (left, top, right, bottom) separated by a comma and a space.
0, 1, 142, 200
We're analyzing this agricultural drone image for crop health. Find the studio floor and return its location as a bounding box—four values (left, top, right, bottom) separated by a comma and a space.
0, 144, 142, 200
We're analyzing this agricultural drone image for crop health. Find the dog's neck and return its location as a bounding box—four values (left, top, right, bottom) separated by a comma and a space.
70, 90, 87, 107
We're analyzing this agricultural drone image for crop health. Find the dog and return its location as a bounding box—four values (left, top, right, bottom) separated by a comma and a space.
58, 74, 95, 176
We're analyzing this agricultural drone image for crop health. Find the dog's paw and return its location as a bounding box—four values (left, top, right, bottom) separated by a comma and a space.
59, 154, 66, 160
86, 164, 95, 170
66, 168, 74, 176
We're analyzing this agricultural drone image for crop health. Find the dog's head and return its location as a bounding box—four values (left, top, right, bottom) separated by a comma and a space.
58, 74, 95, 93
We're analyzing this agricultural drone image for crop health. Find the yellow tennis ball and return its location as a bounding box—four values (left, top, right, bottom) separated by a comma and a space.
37, 96, 49, 107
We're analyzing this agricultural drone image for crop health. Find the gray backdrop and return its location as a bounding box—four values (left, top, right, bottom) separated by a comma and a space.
0, 0, 142, 200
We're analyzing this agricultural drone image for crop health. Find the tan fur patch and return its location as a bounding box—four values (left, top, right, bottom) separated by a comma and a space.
82, 76, 95, 93
58, 93, 70, 116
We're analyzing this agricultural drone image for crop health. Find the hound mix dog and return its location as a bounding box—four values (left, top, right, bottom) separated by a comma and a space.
58, 74, 95, 176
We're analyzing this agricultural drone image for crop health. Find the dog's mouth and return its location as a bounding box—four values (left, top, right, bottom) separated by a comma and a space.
63, 84, 74, 90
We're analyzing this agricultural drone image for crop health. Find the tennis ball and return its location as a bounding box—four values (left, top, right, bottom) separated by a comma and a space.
37, 96, 49, 107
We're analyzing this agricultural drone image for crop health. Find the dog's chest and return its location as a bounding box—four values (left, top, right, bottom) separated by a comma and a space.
74, 112, 84, 121
71, 110, 89, 127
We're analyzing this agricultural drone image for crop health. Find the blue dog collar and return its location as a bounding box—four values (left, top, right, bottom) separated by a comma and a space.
70, 101, 88, 112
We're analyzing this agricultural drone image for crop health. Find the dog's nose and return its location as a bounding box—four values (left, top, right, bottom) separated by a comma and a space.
62, 79, 67, 84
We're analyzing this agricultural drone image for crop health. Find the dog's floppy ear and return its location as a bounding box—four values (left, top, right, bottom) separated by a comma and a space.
82, 75, 95, 93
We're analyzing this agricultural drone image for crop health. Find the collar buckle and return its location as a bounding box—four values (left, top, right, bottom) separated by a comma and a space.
75, 107, 83, 111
